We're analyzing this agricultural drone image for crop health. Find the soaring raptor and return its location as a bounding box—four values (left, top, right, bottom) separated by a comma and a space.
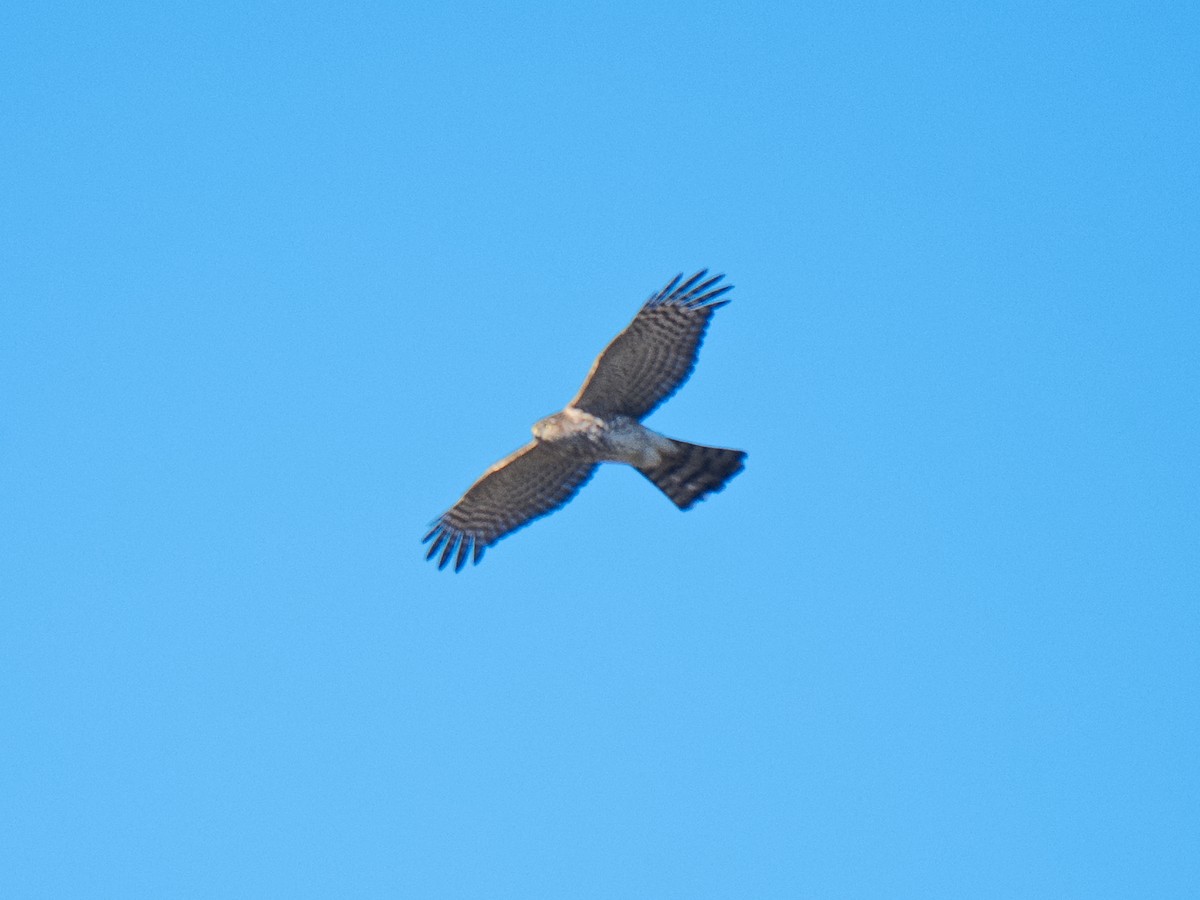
423, 270, 746, 571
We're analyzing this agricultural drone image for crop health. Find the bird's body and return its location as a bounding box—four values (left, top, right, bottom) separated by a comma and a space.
424, 270, 746, 571
532, 409, 673, 469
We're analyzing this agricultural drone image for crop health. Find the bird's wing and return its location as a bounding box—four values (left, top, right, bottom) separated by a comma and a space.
423, 441, 597, 571
569, 270, 732, 420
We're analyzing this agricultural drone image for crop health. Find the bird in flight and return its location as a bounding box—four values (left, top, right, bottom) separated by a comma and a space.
423, 270, 746, 571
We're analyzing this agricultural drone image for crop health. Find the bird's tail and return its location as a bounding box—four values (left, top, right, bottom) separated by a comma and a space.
637, 439, 746, 510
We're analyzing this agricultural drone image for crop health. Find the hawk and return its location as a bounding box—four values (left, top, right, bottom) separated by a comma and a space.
423, 270, 746, 571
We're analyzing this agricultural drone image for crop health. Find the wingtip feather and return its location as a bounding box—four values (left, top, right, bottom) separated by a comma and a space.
438, 533, 460, 570
674, 269, 708, 296
654, 270, 732, 309
454, 537, 471, 573
425, 529, 447, 560
649, 272, 684, 306
691, 283, 733, 308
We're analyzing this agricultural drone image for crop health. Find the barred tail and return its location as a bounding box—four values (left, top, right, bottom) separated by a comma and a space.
637, 440, 746, 510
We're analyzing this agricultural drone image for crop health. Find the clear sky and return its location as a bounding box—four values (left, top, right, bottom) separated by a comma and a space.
3, 2, 1197, 897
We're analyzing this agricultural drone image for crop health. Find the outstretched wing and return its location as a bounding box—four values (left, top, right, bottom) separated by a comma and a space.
570, 270, 733, 420
422, 441, 598, 571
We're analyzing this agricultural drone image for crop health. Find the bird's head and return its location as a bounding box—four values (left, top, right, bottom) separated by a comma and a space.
532, 413, 563, 442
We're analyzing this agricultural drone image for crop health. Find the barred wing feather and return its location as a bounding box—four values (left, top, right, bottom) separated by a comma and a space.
570, 270, 732, 420
423, 441, 597, 571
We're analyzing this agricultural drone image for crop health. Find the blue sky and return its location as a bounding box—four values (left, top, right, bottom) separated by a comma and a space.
2, 2, 1197, 896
